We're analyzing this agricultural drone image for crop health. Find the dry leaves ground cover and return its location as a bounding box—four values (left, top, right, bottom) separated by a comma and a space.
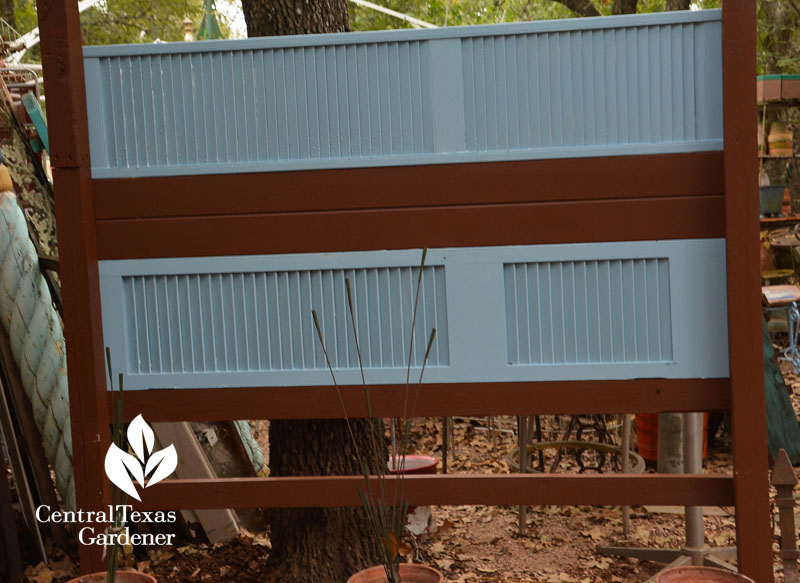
394, 416, 744, 583
21, 371, 800, 583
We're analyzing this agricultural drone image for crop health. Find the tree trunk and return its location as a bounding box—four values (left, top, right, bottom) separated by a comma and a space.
265, 418, 386, 583
551, 0, 600, 17
612, 0, 638, 15
241, 4, 386, 581
240, 0, 349, 37
666, 0, 690, 10
240, 2, 388, 578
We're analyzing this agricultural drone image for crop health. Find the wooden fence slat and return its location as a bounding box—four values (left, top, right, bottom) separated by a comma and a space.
113, 379, 732, 422
95, 195, 725, 260
91, 151, 724, 220
135, 474, 735, 511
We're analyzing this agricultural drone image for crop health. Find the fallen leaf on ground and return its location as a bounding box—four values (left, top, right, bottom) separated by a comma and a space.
435, 557, 454, 570
579, 526, 605, 541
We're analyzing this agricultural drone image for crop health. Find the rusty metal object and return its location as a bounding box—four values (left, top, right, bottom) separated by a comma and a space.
771, 448, 799, 583
506, 441, 646, 475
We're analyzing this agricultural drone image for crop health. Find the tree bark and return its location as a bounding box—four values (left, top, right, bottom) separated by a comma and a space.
265, 418, 386, 583
612, 0, 638, 15
240, 0, 349, 37
666, 0, 690, 10
551, 0, 600, 17
240, 5, 384, 581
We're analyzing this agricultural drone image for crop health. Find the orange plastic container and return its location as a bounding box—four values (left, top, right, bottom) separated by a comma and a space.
635, 413, 708, 462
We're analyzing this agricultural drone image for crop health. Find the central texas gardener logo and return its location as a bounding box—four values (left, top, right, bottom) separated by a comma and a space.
104, 414, 178, 501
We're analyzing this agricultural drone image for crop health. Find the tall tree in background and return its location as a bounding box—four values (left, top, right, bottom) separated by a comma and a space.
241, 0, 349, 35
241, 6, 387, 583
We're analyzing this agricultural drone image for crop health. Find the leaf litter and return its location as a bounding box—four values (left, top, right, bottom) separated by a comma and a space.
22, 410, 795, 582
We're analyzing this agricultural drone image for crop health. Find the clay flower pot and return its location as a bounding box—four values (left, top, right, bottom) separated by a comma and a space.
67, 572, 157, 583
347, 564, 443, 583
655, 566, 755, 583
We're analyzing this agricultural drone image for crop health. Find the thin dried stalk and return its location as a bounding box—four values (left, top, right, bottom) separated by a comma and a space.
311, 249, 435, 583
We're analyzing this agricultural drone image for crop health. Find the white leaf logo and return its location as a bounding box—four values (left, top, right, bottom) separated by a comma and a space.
145, 444, 178, 488
105, 443, 145, 501
127, 414, 155, 461
104, 415, 178, 501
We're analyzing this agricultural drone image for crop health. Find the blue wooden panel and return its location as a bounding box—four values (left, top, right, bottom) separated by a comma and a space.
119, 266, 448, 375
461, 18, 721, 154
86, 39, 433, 176
98, 240, 729, 390
504, 258, 672, 366
84, 10, 722, 179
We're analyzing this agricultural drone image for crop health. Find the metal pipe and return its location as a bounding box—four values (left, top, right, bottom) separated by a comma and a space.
518, 415, 529, 535
683, 412, 705, 563
621, 414, 631, 535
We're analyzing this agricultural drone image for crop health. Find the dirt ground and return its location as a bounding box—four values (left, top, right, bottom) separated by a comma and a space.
19, 361, 800, 583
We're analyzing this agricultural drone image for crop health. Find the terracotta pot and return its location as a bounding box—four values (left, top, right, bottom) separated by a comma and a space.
68, 572, 157, 583
347, 564, 443, 583
388, 455, 439, 514
655, 566, 755, 583
387, 455, 438, 476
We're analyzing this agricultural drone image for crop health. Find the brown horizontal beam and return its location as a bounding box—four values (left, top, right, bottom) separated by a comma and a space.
114, 378, 731, 422
135, 474, 735, 511
92, 152, 723, 220
96, 194, 724, 260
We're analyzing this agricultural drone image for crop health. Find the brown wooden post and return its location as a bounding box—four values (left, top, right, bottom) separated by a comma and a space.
37, 0, 110, 572
722, 2, 775, 581
771, 449, 799, 583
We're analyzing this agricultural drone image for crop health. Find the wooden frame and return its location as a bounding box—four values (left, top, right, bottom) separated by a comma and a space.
37, 1, 772, 580
114, 379, 732, 422
722, 3, 773, 578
